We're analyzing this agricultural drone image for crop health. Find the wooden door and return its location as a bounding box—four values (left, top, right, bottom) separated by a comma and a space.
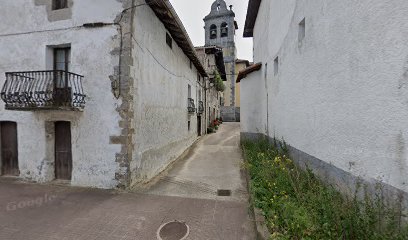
55, 121, 72, 180
1, 122, 19, 176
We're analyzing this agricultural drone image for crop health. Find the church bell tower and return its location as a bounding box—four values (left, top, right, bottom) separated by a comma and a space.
204, 0, 238, 107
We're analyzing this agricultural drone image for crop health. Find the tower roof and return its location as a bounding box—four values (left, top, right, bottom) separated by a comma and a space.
204, 0, 235, 21
211, 0, 227, 12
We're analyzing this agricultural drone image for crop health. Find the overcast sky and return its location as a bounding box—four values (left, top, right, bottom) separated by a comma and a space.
171, 0, 253, 61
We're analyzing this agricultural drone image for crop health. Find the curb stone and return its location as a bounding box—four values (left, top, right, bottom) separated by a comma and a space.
254, 207, 271, 240
241, 144, 271, 240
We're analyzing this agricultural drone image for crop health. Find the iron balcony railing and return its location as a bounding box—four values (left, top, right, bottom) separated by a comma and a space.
188, 98, 196, 113
198, 100, 204, 114
1, 70, 85, 110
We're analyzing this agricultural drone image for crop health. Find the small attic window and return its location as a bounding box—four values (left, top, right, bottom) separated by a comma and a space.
274, 57, 279, 75
52, 0, 68, 10
217, 3, 221, 11
166, 32, 172, 49
299, 18, 306, 43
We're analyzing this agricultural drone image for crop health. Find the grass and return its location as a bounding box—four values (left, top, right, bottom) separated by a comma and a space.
242, 139, 408, 240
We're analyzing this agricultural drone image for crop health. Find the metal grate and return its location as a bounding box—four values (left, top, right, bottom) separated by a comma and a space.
217, 189, 232, 196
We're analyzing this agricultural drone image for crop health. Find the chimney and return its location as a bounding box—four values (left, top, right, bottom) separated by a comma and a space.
229, 5, 233, 11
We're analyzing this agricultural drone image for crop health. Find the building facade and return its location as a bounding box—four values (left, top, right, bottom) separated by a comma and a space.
0, 0, 208, 189
196, 46, 227, 129
241, 0, 408, 205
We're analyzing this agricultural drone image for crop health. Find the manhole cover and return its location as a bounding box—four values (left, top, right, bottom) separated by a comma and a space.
157, 221, 189, 240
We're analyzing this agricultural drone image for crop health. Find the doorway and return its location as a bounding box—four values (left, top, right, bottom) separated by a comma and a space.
1, 122, 19, 176
55, 121, 72, 180
197, 116, 202, 136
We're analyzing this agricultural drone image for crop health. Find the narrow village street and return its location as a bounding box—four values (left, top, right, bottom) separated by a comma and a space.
0, 123, 255, 240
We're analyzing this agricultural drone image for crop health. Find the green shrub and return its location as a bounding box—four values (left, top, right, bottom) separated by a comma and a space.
214, 71, 225, 92
242, 140, 408, 240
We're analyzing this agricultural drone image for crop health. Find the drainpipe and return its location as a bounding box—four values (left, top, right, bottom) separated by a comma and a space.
265, 63, 269, 138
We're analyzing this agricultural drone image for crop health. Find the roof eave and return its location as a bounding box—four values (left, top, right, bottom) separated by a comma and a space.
236, 62, 262, 83
148, 0, 208, 77
243, 0, 261, 38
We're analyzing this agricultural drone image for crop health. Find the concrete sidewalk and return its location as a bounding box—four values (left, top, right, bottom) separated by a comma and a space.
0, 123, 255, 240
144, 122, 248, 202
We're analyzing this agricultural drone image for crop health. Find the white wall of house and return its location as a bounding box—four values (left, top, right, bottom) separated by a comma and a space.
0, 0, 212, 189
0, 0, 125, 188
130, 2, 202, 184
240, 70, 266, 136
244, 0, 408, 193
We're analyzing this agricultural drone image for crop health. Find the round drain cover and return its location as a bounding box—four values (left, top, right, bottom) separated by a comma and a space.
157, 221, 189, 240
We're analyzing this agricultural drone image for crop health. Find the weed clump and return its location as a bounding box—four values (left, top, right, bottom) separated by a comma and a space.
242, 139, 408, 240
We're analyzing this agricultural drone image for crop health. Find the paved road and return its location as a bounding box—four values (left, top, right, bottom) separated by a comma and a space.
145, 122, 248, 202
0, 123, 255, 240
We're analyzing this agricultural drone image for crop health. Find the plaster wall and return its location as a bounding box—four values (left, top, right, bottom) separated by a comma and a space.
248, 0, 408, 193
240, 70, 266, 135
130, 2, 202, 184
1, 0, 123, 33
235, 61, 249, 107
0, 0, 125, 188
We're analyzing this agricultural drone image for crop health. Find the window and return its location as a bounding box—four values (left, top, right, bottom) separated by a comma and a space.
210, 25, 217, 39
264, 63, 268, 88
265, 63, 268, 78
274, 57, 279, 76
188, 121, 191, 131
220, 22, 228, 37
54, 47, 71, 88
54, 48, 71, 72
299, 18, 306, 43
166, 33, 172, 49
188, 84, 191, 98
52, 0, 68, 10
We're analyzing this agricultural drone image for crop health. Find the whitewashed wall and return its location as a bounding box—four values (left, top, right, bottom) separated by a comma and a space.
246, 0, 408, 193
130, 2, 202, 184
240, 70, 266, 136
0, 0, 124, 188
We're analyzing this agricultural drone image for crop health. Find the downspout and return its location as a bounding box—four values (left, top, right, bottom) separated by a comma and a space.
265, 63, 269, 137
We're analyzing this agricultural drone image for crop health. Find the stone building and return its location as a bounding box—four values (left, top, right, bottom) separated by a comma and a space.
240, 0, 408, 205
195, 46, 227, 128
0, 0, 208, 189
204, 0, 240, 122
